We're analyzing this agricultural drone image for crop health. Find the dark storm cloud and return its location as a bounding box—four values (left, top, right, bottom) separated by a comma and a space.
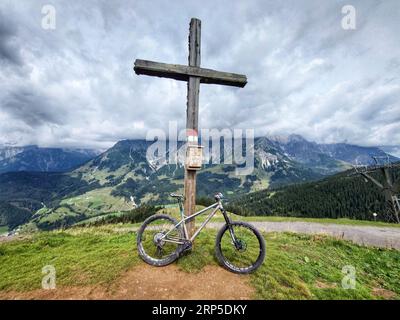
0, 10, 23, 65
2, 87, 63, 126
0, 0, 399, 148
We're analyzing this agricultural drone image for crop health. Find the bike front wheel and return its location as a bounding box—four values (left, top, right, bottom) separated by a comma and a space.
215, 221, 265, 274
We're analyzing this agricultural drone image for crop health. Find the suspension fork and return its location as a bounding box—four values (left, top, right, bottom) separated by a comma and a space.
220, 205, 238, 244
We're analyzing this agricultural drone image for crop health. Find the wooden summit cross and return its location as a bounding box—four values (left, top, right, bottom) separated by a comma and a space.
133, 18, 247, 236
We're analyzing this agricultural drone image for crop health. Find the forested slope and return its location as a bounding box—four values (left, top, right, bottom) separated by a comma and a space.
229, 166, 400, 222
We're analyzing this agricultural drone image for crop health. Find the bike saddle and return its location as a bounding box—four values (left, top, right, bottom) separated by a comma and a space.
170, 193, 184, 199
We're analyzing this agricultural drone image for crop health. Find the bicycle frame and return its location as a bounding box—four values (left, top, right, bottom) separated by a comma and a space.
160, 200, 231, 244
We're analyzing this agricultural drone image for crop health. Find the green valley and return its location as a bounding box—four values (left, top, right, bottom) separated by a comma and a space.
0, 137, 398, 232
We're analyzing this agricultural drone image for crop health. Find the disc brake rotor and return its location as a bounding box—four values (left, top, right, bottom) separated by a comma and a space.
153, 232, 166, 246
235, 239, 247, 252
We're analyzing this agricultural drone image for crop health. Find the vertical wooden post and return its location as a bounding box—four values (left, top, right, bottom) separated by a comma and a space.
134, 18, 247, 235
184, 18, 201, 237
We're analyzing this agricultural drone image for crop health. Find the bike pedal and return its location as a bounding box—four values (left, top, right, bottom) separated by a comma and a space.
179, 241, 193, 255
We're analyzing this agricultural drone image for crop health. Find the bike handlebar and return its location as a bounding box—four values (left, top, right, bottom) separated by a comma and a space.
214, 192, 224, 201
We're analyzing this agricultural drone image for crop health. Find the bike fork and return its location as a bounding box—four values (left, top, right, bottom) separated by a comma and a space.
221, 208, 238, 244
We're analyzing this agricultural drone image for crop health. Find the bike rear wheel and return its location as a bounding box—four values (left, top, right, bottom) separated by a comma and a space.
137, 214, 184, 266
215, 221, 265, 274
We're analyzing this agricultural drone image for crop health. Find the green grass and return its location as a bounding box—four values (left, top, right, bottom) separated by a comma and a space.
176, 231, 400, 299
252, 233, 400, 299
0, 226, 139, 291
0, 225, 8, 235
0, 225, 399, 299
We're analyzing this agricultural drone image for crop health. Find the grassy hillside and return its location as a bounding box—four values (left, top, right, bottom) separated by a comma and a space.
0, 201, 32, 229
0, 225, 399, 299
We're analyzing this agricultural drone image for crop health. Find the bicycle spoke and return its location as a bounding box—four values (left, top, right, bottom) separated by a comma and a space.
220, 225, 261, 270
140, 217, 182, 260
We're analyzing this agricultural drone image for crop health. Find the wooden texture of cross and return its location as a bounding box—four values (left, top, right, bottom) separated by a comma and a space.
133, 18, 247, 236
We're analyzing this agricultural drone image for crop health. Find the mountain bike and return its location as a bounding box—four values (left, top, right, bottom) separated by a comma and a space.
137, 193, 266, 274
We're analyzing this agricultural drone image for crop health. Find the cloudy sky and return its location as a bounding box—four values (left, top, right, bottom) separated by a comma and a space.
0, 0, 399, 149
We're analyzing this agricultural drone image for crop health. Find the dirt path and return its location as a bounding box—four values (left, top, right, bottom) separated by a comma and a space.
0, 265, 254, 300
208, 221, 400, 250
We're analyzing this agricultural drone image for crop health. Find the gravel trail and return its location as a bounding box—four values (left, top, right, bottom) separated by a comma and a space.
207, 221, 400, 250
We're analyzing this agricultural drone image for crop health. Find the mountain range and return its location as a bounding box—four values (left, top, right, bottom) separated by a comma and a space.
0, 134, 398, 232
0, 145, 102, 174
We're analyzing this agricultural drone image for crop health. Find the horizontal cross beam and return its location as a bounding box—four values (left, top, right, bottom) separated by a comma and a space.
360, 172, 384, 189
134, 59, 247, 88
